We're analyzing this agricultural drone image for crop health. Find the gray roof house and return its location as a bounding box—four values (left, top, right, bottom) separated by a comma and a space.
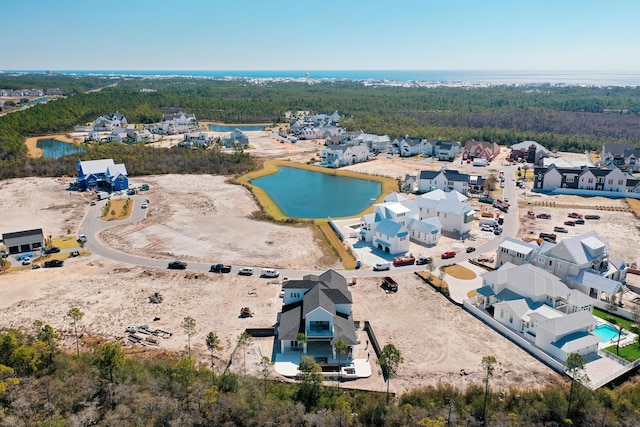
278, 270, 359, 375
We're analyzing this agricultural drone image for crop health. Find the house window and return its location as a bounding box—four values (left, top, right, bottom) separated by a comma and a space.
608, 179, 613, 185
291, 340, 299, 347
619, 180, 624, 185
509, 314, 513, 324
567, 176, 574, 183
588, 178, 593, 183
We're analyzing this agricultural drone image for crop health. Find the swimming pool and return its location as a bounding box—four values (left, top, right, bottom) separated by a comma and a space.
594, 323, 623, 343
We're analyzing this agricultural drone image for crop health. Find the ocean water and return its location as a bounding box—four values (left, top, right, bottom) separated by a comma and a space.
5, 69, 640, 87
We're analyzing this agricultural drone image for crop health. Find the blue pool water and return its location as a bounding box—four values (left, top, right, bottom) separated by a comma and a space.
37, 139, 85, 158
252, 166, 381, 218
208, 124, 266, 132
594, 324, 623, 342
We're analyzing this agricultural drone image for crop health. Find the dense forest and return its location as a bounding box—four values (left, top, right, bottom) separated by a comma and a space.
1, 74, 640, 179
3, 326, 640, 426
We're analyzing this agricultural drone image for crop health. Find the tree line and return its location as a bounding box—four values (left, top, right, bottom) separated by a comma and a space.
2, 75, 640, 180
2, 321, 640, 426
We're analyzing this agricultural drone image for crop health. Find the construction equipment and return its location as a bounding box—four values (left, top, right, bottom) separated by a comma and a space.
149, 292, 164, 303
240, 307, 253, 317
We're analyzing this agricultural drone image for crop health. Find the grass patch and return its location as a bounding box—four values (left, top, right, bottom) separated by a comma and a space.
52, 236, 79, 249
626, 198, 640, 219
100, 198, 133, 221
604, 342, 640, 362
441, 264, 476, 280
314, 220, 357, 269
593, 307, 634, 330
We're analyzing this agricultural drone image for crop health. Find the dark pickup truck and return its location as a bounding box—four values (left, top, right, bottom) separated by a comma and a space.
210, 263, 231, 273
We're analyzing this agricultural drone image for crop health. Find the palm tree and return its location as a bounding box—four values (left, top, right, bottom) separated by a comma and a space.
295, 332, 308, 369
378, 343, 403, 403
67, 307, 84, 358
334, 339, 348, 388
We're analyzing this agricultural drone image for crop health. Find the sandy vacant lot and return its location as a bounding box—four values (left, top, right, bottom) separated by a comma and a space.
3, 134, 637, 393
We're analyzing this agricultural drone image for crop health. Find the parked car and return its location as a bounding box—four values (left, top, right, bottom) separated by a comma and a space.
564, 220, 576, 226
373, 262, 391, 271
494, 228, 502, 235
585, 214, 601, 220
44, 259, 64, 268
44, 247, 60, 254
210, 263, 231, 273
567, 212, 583, 218
21, 259, 32, 265
441, 251, 456, 259
238, 267, 254, 275
575, 219, 585, 225
554, 226, 568, 233
466, 246, 476, 253
141, 203, 148, 209
168, 260, 187, 269
415, 256, 432, 265
536, 213, 551, 219
77, 234, 87, 243
481, 224, 494, 232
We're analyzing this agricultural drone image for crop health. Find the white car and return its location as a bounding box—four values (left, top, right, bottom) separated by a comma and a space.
481, 224, 494, 232
238, 267, 254, 276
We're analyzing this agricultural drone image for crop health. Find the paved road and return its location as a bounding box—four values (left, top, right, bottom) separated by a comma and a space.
77, 169, 520, 280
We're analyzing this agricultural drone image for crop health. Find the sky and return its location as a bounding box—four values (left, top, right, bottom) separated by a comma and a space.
2, 0, 640, 71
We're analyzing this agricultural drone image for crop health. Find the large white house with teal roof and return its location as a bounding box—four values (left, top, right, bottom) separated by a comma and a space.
472, 262, 600, 363
358, 192, 448, 253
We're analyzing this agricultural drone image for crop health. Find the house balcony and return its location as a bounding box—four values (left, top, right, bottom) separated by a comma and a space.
307, 324, 333, 339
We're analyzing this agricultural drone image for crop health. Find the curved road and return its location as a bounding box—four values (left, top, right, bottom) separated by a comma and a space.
77, 166, 519, 280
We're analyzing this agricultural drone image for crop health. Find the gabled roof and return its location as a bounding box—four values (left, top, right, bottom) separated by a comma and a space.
79, 159, 115, 176
107, 164, 128, 178
374, 218, 406, 237
406, 217, 442, 234
568, 271, 622, 295
383, 192, 407, 203
552, 331, 601, 353
511, 140, 549, 154
541, 231, 608, 265
536, 310, 596, 337
498, 237, 539, 256
484, 263, 569, 300
603, 143, 635, 156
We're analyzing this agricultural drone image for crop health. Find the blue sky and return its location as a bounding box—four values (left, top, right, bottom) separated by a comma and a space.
2, 0, 639, 71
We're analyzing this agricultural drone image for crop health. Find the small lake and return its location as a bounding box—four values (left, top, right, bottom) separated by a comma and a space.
37, 139, 85, 158
208, 124, 266, 132
252, 166, 381, 218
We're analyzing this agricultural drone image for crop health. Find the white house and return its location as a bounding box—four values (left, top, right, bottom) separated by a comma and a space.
418, 168, 472, 194
180, 132, 214, 148
496, 232, 625, 303
371, 218, 410, 254
475, 263, 599, 363
321, 144, 370, 168
407, 217, 442, 246
414, 189, 475, 235
390, 136, 427, 157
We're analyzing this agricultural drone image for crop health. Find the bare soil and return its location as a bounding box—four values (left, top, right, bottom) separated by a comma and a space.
2, 134, 637, 393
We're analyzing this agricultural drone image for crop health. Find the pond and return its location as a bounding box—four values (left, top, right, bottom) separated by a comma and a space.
37, 139, 86, 158
252, 166, 381, 218
208, 124, 266, 132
